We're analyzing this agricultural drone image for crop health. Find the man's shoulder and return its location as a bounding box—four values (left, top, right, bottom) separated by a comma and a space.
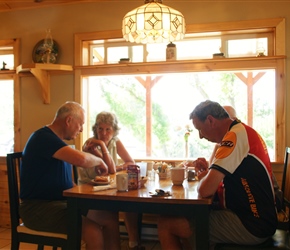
34, 126, 50, 134
35, 126, 57, 136
29, 126, 60, 145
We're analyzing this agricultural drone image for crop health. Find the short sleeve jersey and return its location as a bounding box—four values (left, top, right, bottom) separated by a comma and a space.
20, 126, 73, 200
211, 121, 277, 238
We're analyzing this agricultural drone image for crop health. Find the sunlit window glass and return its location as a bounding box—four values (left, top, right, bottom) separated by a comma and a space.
91, 46, 104, 65
175, 39, 221, 60
0, 80, 14, 156
107, 47, 129, 64
146, 43, 167, 62
83, 69, 275, 161
131, 45, 143, 62
228, 38, 268, 57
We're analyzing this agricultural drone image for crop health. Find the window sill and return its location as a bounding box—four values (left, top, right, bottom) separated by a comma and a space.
75, 56, 286, 75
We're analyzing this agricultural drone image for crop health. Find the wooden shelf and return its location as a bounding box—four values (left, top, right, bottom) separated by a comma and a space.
16, 63, 73, 104
74, 56, 286, 75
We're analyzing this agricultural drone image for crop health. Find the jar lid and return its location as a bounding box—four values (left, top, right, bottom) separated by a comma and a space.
167, 42, 176, 47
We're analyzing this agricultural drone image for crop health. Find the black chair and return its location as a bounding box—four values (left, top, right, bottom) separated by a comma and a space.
279, 146, 290, 230
6, 152, 67, 250
215, 147, 290, 250
72, 164, 79, 184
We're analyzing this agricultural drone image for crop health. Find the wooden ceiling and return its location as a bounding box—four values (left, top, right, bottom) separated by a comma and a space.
0, 1, 189, 13
0, 0, 125, 13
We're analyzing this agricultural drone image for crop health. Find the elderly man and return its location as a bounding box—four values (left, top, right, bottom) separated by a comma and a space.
158, 100, 277, 249
20, 101, 120, 250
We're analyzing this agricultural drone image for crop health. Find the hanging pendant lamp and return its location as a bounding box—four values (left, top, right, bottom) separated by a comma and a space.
122, 0, 186, 44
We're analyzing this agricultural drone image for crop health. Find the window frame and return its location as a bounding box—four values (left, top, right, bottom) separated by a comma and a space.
74, 18, 286, 162
0, 38, 20, 163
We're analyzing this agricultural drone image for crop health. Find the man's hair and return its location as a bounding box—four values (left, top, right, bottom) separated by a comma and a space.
189, 100, 229, 122
92, 111, 120, 138
56, 101, 84, 119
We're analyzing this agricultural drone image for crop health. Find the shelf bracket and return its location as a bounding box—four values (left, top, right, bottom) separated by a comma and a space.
30, 68, 50, 104
16, 63, 73, 104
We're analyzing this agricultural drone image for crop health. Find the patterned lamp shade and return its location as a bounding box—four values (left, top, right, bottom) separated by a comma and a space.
122, 0, 186, 44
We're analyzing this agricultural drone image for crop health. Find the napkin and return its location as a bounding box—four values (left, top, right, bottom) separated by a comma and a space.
92, 183, 116, 192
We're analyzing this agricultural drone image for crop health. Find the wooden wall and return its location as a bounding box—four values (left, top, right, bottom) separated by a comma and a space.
0, 160, 9, 228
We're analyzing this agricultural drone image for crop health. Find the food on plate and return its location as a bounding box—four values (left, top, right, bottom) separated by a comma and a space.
94, 175, 110, 183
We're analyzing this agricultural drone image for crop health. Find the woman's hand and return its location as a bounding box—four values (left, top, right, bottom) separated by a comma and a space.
83, 139, 106, 158
116, 164, 128, 172
83, 138, 103, 149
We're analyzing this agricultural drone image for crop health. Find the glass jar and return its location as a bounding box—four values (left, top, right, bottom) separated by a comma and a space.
166, 42, 176, 61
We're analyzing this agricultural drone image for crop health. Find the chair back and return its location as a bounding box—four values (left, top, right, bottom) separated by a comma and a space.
6, 152, 23, 233
72, 165, 79, 184
281, 147, 290, 207
6, 152, 68, 250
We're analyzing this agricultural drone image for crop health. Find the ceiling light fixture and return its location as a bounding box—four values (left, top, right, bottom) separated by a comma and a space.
122, 0, 186, 44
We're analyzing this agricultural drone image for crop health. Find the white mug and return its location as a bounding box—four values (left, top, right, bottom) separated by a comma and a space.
171, 167, 187, 185
116, 173, 128, 191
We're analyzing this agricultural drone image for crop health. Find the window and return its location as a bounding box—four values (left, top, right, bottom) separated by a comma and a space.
87, 31, 272, 64
0, 39, 20, 157
82, 69, 275, 160
0, 79, 14, 155
74, 18, 285, 162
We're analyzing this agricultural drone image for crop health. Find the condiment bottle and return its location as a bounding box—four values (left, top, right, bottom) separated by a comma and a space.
127, 165, 141, 190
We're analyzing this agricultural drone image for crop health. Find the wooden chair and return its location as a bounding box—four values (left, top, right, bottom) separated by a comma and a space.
6, 152, 67, 250
215, 147, 290, 250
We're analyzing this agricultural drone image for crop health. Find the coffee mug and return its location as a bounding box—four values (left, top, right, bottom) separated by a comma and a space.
116, 173, 128, 191
171, 167, 187, 185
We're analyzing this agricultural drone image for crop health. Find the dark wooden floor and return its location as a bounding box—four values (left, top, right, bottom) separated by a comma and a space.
0, 227, 161, 250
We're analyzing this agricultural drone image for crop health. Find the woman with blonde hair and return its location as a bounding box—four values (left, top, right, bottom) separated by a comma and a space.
79, 111, 144, 250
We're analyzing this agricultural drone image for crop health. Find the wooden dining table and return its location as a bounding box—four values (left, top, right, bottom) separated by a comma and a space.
63, 174, 213, 250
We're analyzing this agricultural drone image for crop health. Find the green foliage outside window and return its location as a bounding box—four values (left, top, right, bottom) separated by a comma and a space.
85, 70, 274, 160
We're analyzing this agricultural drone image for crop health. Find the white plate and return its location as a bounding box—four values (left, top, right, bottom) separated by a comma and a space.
90, 179, 110, 186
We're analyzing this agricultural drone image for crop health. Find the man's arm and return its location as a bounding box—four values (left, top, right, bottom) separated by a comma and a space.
53, 145, 108, 175
197, 168, 225, 197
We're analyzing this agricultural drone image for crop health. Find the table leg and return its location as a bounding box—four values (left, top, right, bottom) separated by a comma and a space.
67, 197, 82, 250
195, 205, 210, 250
